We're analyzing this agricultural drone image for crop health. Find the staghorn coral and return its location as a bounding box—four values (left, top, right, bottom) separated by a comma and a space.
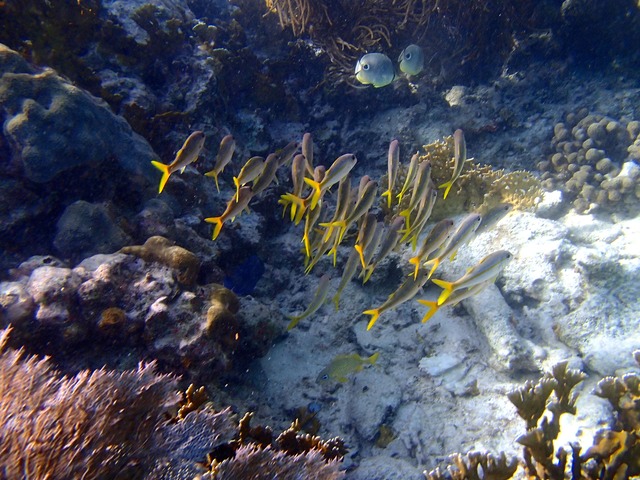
120, 235, 200, 285
425, 451, 518, 480
0, 326, 180, 479
538, 108, 640, 214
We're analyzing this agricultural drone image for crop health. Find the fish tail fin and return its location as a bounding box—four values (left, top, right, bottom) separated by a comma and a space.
286, 316, 301, 331
363, 309, 380, 331
381, 189, 393, 208
426, 258, 440, 280
327, 245, 338, 267
417, 299, 439, 323
362, 265, 375, 284
332, 293, 341, 311
431, 278, 454, 305
204, 216, 224, 240
438, 181, 453, 200
303, 178, 322, 210
408, 256, 421, 280
355, 244, 366, 269
151, 161, 171, 193
205, 170, 221, 193
368, 352, 380, 364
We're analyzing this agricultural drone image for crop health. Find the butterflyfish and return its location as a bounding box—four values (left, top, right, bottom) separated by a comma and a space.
432, 250, 512, 305
317, 352, 379, 383
304, 154, 357, 210
398, 44, 424, 76
205, 134, 235, 193
408, 219, 454, 280
424, 213, 482, 279
439, 129, 472, 200
204, 186, 253, 240
381, 140, 400, 208
287, 274, 331, 330
363, 271, 429, 330
151, 130, 205, 194
355, 53, 395, 88
233, 156, 264, 201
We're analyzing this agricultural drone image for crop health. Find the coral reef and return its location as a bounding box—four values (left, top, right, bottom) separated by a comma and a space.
386, 134, 541, 221
264, 0, 546, 86
120, 235, 201, 285
426, 355, 640, 479
0, 327, 180, 479
538, 108, 640, 214
0, 43, 157, 183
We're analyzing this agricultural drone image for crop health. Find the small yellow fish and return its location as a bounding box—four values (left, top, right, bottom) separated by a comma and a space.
474, 203, 513, 236
322, 179, 378, 244
355, 53, 395, 88
439, 129, 472, 200
362, 216, 404, 283
396, 152, 419, 204
205, 134, 235, 193
251, 153, 280, 196
399, 161, 432, 229
432, 250, 512, 305
381, 140, 400, 208
274, 141, 300, 167
287, 274, 331, 330
317, 352, 379, 383
204, 186, 253, 240
301, 132, 315, 175
151, 130, 205, 194
398, 44, 424, 76
354, 213, 377, 268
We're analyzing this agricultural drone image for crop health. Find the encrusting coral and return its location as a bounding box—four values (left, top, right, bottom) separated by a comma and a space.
426, 353, 640, 479
120, 235, 200, 285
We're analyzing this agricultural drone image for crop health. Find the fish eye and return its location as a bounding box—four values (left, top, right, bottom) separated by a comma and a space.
322, 374, 329, 380
405, 52, 412, 60
362, 63, 370, 70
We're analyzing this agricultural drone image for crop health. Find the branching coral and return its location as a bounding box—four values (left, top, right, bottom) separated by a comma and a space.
426, 356, 640, 479
0, 327, 180, 479
386, 134, 541, 221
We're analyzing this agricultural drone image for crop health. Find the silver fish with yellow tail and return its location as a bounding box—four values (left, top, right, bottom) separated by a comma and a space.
204, 134, 235, 193
418, 278, 494, 323
204, 186, 253, 240
439, 129, 472, 200
287, 274, 331, 330
151, 130, 205, 194
381, 140, 400, 208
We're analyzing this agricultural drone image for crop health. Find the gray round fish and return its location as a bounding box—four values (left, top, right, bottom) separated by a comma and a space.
398, 44, 424, 76
355, 53, 395, 88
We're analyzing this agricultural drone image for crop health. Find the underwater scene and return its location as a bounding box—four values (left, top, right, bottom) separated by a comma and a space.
1, 0, 640, 478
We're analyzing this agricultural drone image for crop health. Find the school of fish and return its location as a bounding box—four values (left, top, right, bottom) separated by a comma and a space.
150, 130, 514, 370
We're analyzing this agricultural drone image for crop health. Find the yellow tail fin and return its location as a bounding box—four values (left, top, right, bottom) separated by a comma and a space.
417, 299, 439, 323
233, 177, 241, 202
381, 189, 393, 208
205, 170, 221, 193
368, 352, 380, 364
363, 309, 380, 331
355, 244, 366, 269
431, 278, 454, 305
204, 216, 224, 240
408, 256, 420, 280
332, 293, 341, 311
151, 161, 171, 193
362, 265, 375, 284
287, 315, 302, 331
303, 178, 322, 210
426, 258, 441, 279
438, 181, 453, 200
